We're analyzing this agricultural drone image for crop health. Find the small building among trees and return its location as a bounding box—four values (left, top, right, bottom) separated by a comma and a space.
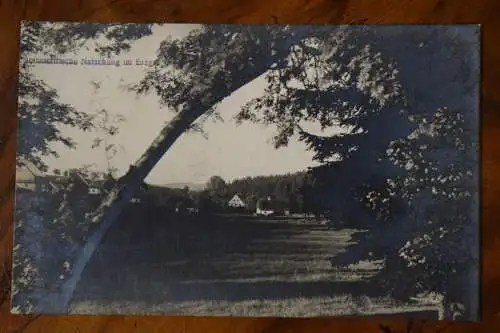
255, 196, 289, 216
16, 160, 61, 194
228, 194, 246, 208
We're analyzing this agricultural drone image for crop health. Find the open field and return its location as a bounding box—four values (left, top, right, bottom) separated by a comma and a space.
69, 207, 438, 318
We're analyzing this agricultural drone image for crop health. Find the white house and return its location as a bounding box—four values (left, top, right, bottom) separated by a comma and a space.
228, 194, 246, 208
256, 196, 275, 216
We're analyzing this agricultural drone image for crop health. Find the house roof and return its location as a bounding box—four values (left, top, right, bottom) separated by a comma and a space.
69, 171, 103, 188
43, 175, 68, 185
18, 159, 43, 177
229, 194, 246, 203
74, 172, 91, 186
229, 194, 246, 208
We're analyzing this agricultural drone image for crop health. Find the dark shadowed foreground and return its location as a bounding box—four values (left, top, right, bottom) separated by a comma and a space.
69, 206, 438, 317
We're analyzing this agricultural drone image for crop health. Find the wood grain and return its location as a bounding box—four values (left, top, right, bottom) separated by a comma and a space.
1, 0, 498, 332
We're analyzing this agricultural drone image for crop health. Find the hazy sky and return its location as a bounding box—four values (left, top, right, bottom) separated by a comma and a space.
27, 24, 345, 185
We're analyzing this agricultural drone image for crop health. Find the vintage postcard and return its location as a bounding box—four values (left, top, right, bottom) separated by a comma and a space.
12, 22, 480, 320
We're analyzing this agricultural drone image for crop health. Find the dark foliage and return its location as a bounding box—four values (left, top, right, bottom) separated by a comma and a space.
235, 25, 479, 317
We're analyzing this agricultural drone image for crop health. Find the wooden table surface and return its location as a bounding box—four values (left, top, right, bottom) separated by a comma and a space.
0, 0, 499, 332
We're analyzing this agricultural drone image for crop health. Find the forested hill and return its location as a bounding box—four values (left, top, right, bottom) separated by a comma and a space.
145, 170, 316, 213
226, 170, 311, 200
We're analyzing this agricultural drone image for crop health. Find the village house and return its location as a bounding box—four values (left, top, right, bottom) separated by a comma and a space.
62, 172, 148, 213
255, 196, 289, 216
256, 196, 275, 216
228, 194, 246, 208
16, 162, 148, 215
16, 160, 61, 194
87, 175, 148, 204
63, 172, 103, 215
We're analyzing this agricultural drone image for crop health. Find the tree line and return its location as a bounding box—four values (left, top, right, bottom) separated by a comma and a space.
143, 171, 324, 215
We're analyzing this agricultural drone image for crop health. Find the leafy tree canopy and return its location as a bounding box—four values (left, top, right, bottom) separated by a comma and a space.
230, 25, 479, 314
18, 22, 154, 170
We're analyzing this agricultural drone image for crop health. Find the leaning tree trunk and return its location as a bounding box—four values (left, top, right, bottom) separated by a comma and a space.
48, 25, 344, 313
46, 108, 202, 312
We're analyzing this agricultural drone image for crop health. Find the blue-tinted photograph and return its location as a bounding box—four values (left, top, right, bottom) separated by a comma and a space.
13, 23, 480, 320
